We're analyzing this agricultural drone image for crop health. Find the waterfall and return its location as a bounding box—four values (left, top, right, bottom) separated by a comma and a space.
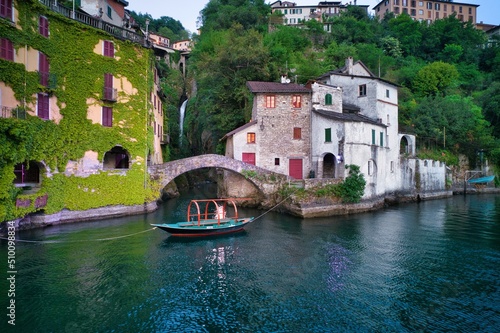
179, 99, 188, 141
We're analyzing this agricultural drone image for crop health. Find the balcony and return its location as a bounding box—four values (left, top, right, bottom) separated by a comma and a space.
1, 106, 26, 119
38, 0, 146, 46
102, 87, 117, 102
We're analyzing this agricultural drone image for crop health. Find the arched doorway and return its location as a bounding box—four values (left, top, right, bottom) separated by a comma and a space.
103, 146, 130, 169
323, 153, 336, 178
400, 136, 409, 154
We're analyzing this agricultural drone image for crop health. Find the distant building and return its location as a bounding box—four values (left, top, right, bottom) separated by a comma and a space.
172, 40, 192, 52
270, 1, 369, 32
373, 0, 479, 25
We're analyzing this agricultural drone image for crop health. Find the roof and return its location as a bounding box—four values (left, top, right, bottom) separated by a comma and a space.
246, 81, 311, 94
221, 120, 258, 140
313, 109, 386, 127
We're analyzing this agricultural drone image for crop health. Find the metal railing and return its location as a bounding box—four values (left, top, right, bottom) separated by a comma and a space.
38, 0, 146, 45
1, 106, 26, 119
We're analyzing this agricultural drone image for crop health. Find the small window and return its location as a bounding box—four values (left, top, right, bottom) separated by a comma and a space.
371, 129, 376, 145
103, 73, 115, 101
293, 127, 301, 140
265, 95, 275, 108
368, 160, 373, 176
37, 93, 50, 120
359, 84, 367, 97
390, 161, 394, 173
325, 128, 332, 142
386, 89, 390, 98
247, 132, 255, 144
0, 38, 14, 61
103, 40, 114, 57
39, 16, 49, 37
102, 106, 113, 127
292, 95, 301, 108
380, 132, 384, 147
107, 6, 112, 18
325, 93, 332, 105
0, 0, 13, 20
275, 158, 280, 166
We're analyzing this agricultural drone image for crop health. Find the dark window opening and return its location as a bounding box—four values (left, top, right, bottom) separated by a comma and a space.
103, 146, 129, 169
14, 161, 40, 184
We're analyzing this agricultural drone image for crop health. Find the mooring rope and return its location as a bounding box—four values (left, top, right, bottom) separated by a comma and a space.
252, 189, 297, 222
0, 227, 157, 244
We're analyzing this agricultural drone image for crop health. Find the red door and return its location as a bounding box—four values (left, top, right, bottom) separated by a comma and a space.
289, 159, 303, 179
242, 153, 255, 165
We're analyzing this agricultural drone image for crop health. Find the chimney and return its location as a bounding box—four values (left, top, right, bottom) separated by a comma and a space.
346, 57, 353, 75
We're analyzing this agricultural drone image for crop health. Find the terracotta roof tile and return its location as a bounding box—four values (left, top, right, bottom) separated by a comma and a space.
247, 81, 311, 94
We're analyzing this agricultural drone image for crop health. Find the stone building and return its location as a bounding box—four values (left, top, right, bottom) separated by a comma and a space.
224, 58, 447, 200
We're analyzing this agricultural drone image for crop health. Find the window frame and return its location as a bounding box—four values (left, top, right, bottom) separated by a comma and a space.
247, 132, 256, 144
292, 95, 301, 108
325, 93, 332, 105
39, 16, 49, 37
37, 93, 50, 120
325, 128, 332, 142
0, 0, 13, 20
359, 84, 367, 97
39, 52, 49, 86
265, 95, 276, 108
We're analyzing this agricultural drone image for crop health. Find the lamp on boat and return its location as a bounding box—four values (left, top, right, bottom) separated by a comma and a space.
260, 118, 265, 131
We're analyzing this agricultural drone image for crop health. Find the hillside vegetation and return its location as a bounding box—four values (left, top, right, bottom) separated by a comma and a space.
164, 1, 500, 174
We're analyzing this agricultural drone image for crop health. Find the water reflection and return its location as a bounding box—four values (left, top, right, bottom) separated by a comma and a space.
1, 194, 499, 332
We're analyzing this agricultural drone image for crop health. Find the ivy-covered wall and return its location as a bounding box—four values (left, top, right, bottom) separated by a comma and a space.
0, 0, 162, 222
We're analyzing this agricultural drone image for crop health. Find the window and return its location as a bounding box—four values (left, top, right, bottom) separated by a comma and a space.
372, 129, 376, 145
103, 40, 114, 57
275, 158, 280, 166
427, 2, 432, 9
418, 1, 423, 7
265, 95, 275, 108
359, 84, 367, 97
402, 0, 407, 6
293, 127, 301, 140
419, 9, 424, 15
386, 89, 390, 98
247, 132, 255, 143
459, 6, 462, 14
39, 16, 49, 37
325, 93, 332, 105
37, 93, 49, 120
394, 7, 400, 14
411, 1, 416, 8
368, 160, 374, 176
325, 128, 332, 142
39, 52, 49, 86
292, 95, 301, 108
436, 12, 439, 19
435, 3, 440, 10
411, 9, 416, 16
0, 0, 12, 20
380, 132, 384, 147
102, 106, 113, 127
0, 38, 14, 61
107, 6, 112, 18
390, 161, 394, 173
103, 73, 115, 101
444, 4, 447, 11
393, 0, 399, 5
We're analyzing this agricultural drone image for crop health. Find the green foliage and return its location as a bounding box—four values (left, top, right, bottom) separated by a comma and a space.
413, 61, 459, 97
339, 165, 366, 203
0, 2, 159, 222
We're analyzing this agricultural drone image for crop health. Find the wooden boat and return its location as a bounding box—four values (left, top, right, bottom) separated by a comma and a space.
467, 175, 495, 184
151, 198, 255, 237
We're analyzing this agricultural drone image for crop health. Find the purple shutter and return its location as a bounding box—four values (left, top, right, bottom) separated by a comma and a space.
38, 93, 49, 120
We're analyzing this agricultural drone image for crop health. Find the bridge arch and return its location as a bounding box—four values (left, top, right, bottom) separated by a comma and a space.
148, 154, 288, 200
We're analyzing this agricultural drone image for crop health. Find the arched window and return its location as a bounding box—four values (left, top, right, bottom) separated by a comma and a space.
103, 146, 130, 169
325, 93, 332, 105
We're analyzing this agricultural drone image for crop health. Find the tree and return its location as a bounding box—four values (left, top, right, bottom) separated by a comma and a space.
412, 61, 459, 97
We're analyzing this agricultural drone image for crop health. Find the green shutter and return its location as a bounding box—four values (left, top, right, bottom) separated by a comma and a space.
380, 132, 384, 147
325, 94, 332, 105
325, 128, 331, 142
372, 129, 376, 145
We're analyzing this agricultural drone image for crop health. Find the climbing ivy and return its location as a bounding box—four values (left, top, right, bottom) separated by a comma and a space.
0, 0, 162, 222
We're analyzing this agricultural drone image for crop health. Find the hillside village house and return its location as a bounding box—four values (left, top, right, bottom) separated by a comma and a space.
373, 0, 479, 24
224, 58, 447, 200
270, 1, 369, 32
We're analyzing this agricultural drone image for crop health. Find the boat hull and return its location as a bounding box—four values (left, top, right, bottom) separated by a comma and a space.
152, 217, 254, 237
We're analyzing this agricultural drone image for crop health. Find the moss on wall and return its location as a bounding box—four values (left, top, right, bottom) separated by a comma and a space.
0, 0, 162, 222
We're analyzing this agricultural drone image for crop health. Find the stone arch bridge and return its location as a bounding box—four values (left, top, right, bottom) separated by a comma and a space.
148, 154, 289, 200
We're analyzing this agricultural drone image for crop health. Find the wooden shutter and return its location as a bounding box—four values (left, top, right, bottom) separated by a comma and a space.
325, 128, 332, 142
293, 127, 301, 140
0, 38, 13, 61
37, 93, 49, 120
39, 16, 49, 37
39, 53, 49, 86
102, 107, 112, 127
0, 0, 13, 19
104, 40, 114, 57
